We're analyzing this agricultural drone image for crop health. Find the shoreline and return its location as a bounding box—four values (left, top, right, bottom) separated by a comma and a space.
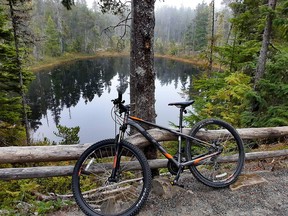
29, 52, 129, 72
29, 52, 210, 72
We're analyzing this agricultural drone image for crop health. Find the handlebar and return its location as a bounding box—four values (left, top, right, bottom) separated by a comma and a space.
112, 91, 122, 105
112, 91, 129, 114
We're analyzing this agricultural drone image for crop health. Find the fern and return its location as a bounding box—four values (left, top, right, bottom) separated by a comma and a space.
186, 70, 252, 127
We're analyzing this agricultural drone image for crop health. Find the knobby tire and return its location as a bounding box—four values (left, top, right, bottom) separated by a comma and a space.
72, 139, 152, 216
186, 119, 245, 188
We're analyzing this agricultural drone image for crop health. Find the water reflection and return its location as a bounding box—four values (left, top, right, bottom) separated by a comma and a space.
28, 57, 199, 143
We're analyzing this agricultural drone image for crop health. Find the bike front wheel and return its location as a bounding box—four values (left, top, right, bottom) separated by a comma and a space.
72, 139, 152, 216
186, 119, 245, 188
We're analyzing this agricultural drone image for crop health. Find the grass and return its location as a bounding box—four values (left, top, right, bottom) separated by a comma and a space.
255, 142, 288, 151
0, 176, 74, 216
155, 53, 222, 70
29, 51, 208, 73
29, 51, 129, 72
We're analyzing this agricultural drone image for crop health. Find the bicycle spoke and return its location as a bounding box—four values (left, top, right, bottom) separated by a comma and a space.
72, 139, 151, 216
186, 119, 245, 188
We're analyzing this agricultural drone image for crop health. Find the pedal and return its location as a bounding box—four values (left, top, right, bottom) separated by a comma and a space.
171, 181, 184, 188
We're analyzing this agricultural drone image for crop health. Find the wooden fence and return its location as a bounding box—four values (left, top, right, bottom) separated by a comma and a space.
0, 126, 287, 180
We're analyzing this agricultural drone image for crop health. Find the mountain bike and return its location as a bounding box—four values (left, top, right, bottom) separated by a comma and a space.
72, 90, 245, 216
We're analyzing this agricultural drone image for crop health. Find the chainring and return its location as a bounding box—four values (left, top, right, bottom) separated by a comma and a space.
167, 157, 180, 175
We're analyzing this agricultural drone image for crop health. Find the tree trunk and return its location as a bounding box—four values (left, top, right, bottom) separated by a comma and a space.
55, 0, 64, 53
8, 0, 30, 144
254, 0, 277, 89
130, 0, 157, 172
209, 0, 215, 71
130, 0, 156, 122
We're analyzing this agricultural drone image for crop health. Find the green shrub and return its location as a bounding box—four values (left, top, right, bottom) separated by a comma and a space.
186, 70, 252, 127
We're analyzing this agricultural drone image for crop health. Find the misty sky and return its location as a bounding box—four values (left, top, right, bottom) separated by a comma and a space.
86, 0, 222, 10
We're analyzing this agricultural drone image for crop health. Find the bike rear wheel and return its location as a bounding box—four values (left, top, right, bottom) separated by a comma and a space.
186, 119, 245, 188
72, 139, 152, 216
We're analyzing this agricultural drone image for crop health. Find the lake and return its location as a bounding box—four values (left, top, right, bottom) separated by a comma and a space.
28, 57, 199, 143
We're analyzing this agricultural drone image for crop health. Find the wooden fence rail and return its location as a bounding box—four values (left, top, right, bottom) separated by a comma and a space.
0, 150, 287, 180
0, 126, 287, 180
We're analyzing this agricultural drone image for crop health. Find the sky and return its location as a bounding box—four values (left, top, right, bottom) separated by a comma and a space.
86, 0, 223, 10
155, 0, 222, 9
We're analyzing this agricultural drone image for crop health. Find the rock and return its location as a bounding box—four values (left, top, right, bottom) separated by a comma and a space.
151, 176, 193, 199
230, 173, 268, 191
151, 177, 174, 199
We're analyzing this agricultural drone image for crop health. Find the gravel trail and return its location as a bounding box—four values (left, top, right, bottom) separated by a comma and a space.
139, 170, 287, 216
51, 166, 288, 216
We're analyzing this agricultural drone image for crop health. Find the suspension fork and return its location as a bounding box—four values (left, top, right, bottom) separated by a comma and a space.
109, 116, 128, 181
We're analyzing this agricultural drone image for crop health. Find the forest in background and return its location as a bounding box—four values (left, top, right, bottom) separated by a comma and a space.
1, 0, 288, 146
0, 0, 219, 146
31, 1, 211, 57
1, 0, 288, 144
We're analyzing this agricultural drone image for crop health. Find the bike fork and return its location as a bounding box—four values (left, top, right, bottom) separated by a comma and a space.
109, 134, 123, 182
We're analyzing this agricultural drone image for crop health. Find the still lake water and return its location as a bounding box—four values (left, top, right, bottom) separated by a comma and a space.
28, 57, 199, 143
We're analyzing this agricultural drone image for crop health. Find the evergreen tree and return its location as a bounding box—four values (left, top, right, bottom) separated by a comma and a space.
184, 23, 195, 53
274, 0, 288, 41
0, 6, 22, 125
186, 70, 252, 127
188, 0, 288, 129
193, 2, 209, 51
45, 15, 61, 56
242, 52, 288, 127
0, 3, 29, 146
3, 0, 34, 145
255, 0, 277, 89
53, 124, 80, 145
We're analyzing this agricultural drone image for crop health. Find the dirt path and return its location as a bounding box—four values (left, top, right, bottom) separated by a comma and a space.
138, 170, 287, 216
50, 163, 288, 216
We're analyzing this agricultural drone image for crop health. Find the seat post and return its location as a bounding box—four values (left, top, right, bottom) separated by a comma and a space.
177, 107, 185, 163
178, 107, 184, 133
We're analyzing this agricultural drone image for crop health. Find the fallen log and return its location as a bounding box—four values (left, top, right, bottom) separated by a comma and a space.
0, 150, 287, 180
0, 126, 287, 164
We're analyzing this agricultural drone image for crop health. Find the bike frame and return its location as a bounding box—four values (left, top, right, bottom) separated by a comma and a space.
116, 110, 221, 170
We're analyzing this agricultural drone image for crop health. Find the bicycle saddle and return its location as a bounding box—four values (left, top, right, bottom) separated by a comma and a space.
168, 100, 195, 108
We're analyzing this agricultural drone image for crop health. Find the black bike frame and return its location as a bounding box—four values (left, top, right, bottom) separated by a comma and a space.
117, 112, 221, 169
